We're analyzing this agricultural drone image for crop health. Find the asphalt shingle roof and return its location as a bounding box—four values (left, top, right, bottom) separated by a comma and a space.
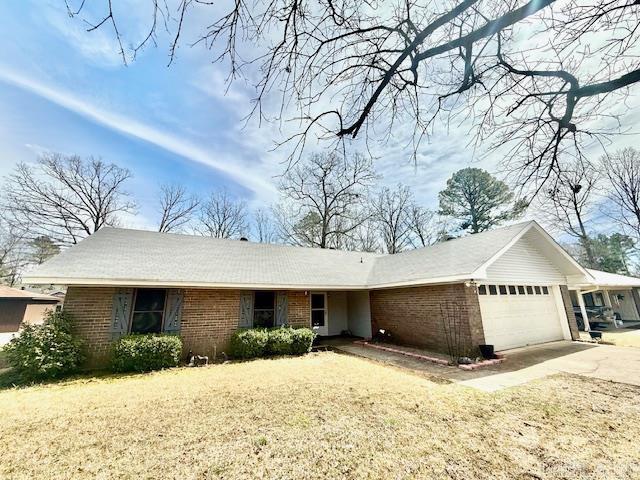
24, 222, 535, 289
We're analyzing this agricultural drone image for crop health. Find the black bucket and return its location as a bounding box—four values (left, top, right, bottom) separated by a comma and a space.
479, 344, 495, 359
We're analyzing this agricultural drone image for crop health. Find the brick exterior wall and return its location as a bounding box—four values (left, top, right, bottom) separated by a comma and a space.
287, 291, 311, 328
64, 287, 117, 367
63, 287, 312, 368
559, 285, 580, 340
370, 283, 485, 356
181, 289, 241, 359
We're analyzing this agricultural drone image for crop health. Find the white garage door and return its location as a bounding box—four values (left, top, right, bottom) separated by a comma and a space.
478, 284, 566, 351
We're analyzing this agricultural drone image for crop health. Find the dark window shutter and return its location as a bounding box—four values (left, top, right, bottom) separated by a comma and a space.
111, 288, 134, 340
239, 292, 254, 328
276, 292, 288, 326
163, 289, 184, 334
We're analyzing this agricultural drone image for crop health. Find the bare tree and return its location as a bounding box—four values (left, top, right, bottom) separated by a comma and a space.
350, 219, 381, 253
157, 184, 199, 233
252, 208, 278, 243
543, 162, 599, 266
276, 152, 376, 249
2, 153, 135, 245
0, 217, 28, 286
372, 185, 414, 254
408, 206, 439, 248
197, 191, 248, 239
68, 1, 640, 193
601, 148, 640, 240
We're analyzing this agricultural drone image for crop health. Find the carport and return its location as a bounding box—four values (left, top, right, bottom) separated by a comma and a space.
570, 268, 640, 331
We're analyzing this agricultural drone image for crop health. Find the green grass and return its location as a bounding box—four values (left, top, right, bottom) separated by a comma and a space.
1, 352, 639, 479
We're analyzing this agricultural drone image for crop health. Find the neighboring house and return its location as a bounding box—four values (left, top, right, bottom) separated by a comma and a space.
0, 286, 60, 345
570, 269, 640, 330
22, 220, 596, 366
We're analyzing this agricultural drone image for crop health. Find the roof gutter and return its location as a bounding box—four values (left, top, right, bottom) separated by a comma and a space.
23, 274, 478, 291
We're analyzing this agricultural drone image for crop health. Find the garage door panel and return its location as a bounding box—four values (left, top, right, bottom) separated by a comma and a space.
479, 287, 565, 351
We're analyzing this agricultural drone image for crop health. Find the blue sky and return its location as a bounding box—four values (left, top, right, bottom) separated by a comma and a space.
0, 1, 637, 235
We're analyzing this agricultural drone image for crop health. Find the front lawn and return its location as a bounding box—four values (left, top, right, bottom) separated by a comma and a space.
1, 352, 639, 479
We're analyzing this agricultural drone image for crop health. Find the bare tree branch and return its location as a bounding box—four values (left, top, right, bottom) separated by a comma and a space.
197, 190, 248, 239
157, 183, 199, 233
1, 153, 135, 245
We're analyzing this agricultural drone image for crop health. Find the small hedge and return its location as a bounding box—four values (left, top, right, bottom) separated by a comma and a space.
111, 334, 182, 373
3, 310, 84, 382
229, 327, 315, 359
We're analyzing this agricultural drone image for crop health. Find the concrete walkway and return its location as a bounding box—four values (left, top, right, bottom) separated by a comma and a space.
332, 340, 640, 392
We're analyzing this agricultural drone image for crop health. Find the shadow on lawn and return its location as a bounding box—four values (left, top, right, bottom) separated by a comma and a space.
0, 353, 316, 390
0, 365, 181, 390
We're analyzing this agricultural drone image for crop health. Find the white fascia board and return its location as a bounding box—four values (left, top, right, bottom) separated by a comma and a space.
22, 277, 371, 291
24, 274, 476, 291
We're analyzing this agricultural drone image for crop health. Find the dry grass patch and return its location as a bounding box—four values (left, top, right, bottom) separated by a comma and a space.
1, 352, 639, 479
601, 329, 640, 348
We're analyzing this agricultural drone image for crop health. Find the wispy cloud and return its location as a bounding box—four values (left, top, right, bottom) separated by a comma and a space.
0, 66, 277, 200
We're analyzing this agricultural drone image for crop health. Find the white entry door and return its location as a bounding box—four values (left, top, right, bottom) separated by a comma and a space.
478, 284, 567, 351
311, 292, 328, 336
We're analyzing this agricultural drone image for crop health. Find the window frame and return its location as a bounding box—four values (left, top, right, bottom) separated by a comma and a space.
253, 290, 276, 328
129, 288, 167, 334
310, 292, 327, 328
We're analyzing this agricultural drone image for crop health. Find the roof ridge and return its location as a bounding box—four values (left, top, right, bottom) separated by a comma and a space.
97, 226, 384, 256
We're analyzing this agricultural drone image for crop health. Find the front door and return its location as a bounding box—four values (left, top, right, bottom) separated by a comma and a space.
311, 292, 328, 336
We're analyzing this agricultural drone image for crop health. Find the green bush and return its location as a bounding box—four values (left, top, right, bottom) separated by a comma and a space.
229, 328, 269, 359
111, 334, 182, 373
3, 310, 84, 382
290, 328, 316, 355
267, 327, 294, 355
229, 327, 315, 359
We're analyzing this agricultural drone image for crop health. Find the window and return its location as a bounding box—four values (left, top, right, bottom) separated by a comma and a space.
517, 286, 525, 295
254, 291, 275, 328
311, 293, 326, 327
534, 286, 542, 295
542, 286, 549, 295
526, 286, 534, 295
488, 285, 498, 295
478, 285, 487, 295
584, 293, 595, 307
508, 285, 517, 295
131, 289, 166, 334
499, 285, 507, 295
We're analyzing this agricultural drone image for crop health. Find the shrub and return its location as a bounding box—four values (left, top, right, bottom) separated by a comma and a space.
3, 310, 84, 382
229, 327, 315, 359
267, 327, 295, 355
111, 334, 182, 373
290, 328, 316, 355
229, 328, 269, 359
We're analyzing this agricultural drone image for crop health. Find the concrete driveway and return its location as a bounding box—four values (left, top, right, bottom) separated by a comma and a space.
458, 341, 640, 391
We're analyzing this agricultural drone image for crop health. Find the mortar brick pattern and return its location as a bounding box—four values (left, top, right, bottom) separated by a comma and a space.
370, 284, 485, 355
287, 291, 310, 328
